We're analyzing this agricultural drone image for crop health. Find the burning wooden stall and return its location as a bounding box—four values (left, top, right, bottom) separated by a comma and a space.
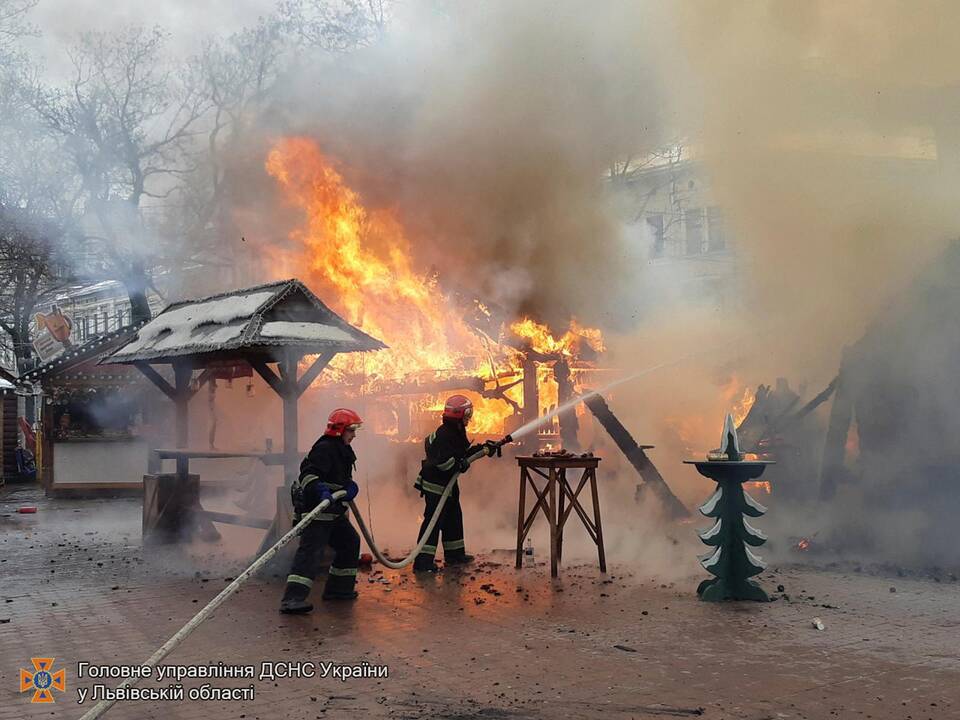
101, 279, 385, 544
20, 324, 162, 496
818, 240, 960, 514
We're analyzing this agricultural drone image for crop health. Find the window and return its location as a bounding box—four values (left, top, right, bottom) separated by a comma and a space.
646, 213, 665, 257
707, 207, 726, 252
684, 208, 704, 255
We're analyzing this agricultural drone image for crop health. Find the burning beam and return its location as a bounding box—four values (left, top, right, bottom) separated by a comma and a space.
583, 394, 690, 519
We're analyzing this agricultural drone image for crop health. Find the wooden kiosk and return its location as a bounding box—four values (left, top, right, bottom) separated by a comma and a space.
21, 324, 159, 496
100, 279, 385, 547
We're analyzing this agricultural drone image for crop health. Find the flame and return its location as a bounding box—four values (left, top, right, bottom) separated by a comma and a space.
510, 317, 604, 356
746, 480, 772, 494
264, 137, 602, 437
725, 381, 756, 427
797, 538, 811, 551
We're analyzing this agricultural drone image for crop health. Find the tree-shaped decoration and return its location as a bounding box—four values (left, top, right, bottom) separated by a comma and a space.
684, 414, 773, 602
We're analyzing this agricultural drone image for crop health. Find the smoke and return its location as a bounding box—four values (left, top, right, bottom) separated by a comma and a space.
268, 0, 669, 327
668, 1, 960, 371
654, 3, 960, 566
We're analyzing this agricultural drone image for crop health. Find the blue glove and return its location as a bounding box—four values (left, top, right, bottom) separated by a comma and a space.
344, 480, 359, 502
317, 484, 334, 505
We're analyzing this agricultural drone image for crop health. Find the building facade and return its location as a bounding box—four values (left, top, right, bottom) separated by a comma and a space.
608, 148, 743, 314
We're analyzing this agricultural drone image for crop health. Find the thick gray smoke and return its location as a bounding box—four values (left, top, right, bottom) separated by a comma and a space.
261, 0, 670, 327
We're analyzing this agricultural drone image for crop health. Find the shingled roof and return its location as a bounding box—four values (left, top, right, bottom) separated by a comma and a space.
104, 279, 385, 364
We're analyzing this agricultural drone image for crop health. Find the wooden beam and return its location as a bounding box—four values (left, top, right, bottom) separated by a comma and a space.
819, 366, 853, 501
296, 351, 335, 397
172, 361, 194, 482
250, 359, 284, 396
584, 393, 690, 519
278, 353, 301, 489
134, 361, 177, 401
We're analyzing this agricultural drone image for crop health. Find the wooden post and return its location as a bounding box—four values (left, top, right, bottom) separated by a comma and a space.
522, 355, 539, 431
589, 466, 607, 572
278, 353, 300, 489
548, 465, 558, 578
173, 361, 193, 482
516, 467, 528, 568
556, 468, 566, 564
819, 356, 853, 501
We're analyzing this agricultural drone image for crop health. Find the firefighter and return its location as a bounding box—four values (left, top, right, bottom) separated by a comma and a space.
280, 408, 363, 614
412, 395, 497, 572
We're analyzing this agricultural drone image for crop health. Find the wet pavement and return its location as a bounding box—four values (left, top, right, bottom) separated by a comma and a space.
1, 483, 958, 720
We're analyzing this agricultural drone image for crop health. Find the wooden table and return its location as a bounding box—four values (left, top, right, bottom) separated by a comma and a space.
515, 455, 605, 577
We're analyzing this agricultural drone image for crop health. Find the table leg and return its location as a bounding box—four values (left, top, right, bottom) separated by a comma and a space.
549, 466, 558, 578
556, 469, 565, 565
516, 467, 528, 569
589, 467, 607, 573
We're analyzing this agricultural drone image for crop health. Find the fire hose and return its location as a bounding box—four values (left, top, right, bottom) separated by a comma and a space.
78, 435, 512, 720
349, 436, 511, 569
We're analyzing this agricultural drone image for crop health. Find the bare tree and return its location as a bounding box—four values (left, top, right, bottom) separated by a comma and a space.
27, 26, 208, 322
169, 16, 289, 285
279, 0, 391, 50
0, 211, 72, 370
0, 0, 35, 60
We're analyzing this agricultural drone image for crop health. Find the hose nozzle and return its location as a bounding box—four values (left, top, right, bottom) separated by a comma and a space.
486, 434, 514, 457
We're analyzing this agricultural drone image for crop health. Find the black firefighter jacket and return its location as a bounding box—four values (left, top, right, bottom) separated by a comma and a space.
415, 419, 485, 496
294, 435, 357, 519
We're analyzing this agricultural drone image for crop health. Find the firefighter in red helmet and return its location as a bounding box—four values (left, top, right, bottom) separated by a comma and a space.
412, 394, 497, 572
280, 408, 363, 613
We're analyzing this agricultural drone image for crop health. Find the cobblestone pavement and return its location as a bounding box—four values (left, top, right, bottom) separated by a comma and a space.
1, 483, 958, 720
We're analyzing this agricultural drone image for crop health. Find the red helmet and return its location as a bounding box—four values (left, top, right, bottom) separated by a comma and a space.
325, 408, 363, 437
443, 394, 473, 422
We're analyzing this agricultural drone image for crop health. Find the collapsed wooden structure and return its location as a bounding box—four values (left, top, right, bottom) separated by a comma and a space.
101, 279, 385, 545
818, 240, 960, 505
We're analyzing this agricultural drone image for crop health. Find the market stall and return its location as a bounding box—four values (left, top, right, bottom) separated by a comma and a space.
21, 324, 162, 495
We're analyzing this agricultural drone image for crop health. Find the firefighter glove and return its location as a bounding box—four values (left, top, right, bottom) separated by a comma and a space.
318, 484, 334, 505
344, 480, 359, 501
483, 440, 501, 457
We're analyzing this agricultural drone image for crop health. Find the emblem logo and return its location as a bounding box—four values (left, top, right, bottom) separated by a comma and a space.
19, 658, 66, 703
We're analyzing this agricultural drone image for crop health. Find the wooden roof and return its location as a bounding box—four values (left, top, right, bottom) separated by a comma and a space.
22, 323, 146, 384
103, 279, 385, 366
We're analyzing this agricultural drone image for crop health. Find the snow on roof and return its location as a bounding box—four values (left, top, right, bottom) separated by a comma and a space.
105, 279, 385, 364
259, 321, 355, 343
116, 291, 275, 358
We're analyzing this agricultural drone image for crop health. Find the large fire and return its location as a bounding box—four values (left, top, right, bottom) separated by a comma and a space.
264, 137, 601, 437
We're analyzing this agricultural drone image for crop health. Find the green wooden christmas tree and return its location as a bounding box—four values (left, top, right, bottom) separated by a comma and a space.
685, 414, 773, 602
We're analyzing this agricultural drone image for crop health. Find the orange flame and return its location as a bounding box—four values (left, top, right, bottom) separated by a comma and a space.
264, 137, 601, 437
510, 318, 605, 357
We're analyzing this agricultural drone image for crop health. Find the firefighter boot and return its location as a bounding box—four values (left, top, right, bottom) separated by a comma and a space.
279, 581, 313, 614
413, 556, 439, 573
444, 553, 475, 566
